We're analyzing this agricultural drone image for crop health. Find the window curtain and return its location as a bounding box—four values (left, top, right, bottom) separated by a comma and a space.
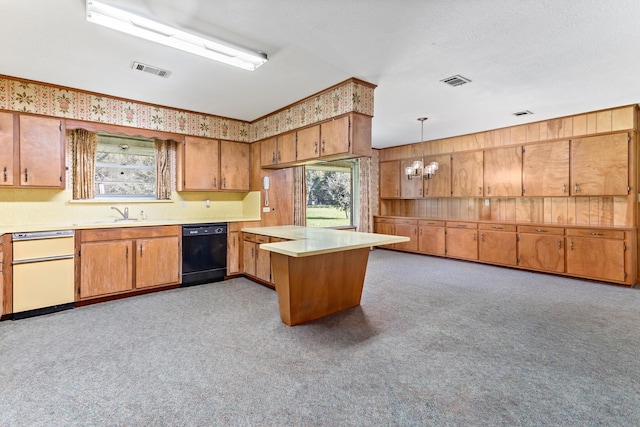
70, 129, 97, 199
356, 156, 373, 232
293, 166, 306, 226
155, 139, 175, 200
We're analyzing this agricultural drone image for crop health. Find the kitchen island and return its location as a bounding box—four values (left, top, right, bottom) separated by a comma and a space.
241, 225, 408, 326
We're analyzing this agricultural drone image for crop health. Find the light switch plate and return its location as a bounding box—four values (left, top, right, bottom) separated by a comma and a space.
263, 207, 270, 212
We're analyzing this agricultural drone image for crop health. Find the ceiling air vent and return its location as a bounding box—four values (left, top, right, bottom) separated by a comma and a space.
513, 110, 533, 117
130, 61, 171, 78
440, 74, 471, 87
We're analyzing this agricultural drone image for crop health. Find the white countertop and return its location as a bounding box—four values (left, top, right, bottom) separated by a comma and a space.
241, 225, 409, 257
0, 216, 260, 235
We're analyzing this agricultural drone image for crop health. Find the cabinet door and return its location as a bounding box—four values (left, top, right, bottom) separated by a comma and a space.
424, 154, 451, 198
296, 125, 320, 161
80, 240, 133, 299
478, 231, 517, 266
277, 132, 297, 164
260, 137, 277, 167
256, 248, 271, 282
418, 226, 445, 255
183, 136, 220, 190
320, 116, 349, 157
220, 140, 250, 191
0, 112, 15, 186
446, 228, 478, 260
451, 151, 483, 197
571, 133, 628, 196
135, 236, 180, 289
374, 222, 395, 247
400, 158, 423, 198
518, 234, 565, 273
483, 146, 522, 197
566, 237, 626, 282
227, 231, 240, 274
19, 115, 64, 188
243, 241, 256, 276
394, 223, 418, 252
522, 141, 569, 197
379, 161, 400, 198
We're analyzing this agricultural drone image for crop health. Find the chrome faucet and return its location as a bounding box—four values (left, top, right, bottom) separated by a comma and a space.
111, 206, 129, 220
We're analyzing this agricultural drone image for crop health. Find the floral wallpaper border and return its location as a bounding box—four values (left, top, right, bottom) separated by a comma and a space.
0, 75, 374, 143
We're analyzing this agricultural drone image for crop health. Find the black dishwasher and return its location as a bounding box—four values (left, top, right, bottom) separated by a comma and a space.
182, 223, 227, 286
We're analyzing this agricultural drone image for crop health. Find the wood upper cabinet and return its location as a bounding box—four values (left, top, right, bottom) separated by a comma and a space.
19, 115, 65, 188
418, 220, 445, 255
478, 224, 517, 266
220, 140, 250, 191
483, 146, 522, 197
261, 133, 296, 167
445, 222, 478, 260
320, 116, 349, 157
379, 161, 400, 199
566, 231, 627, 283
400, 158, 423, 198
79, 240, 133, 299
424, 154, 451, 198
135, 236, 180, 289
180, 136, 220, 190
296, 125, 320, 161
570, 133, 629, 196
522, 140, 570, 197
394, 219, 418, 252
0, 112, 15, 187
517, 226, 565, 273
451, 151, 483, 197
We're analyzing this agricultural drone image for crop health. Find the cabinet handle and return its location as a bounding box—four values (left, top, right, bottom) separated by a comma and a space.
419, 188, 422, 196
24, 167, 28, 182
589, 232, 603, 236
321, 140, 325, 153
272, 152, 276, 164
414, 228, 417, 236
487, 186, 491, 195
314, 141, 318, 154
491, 226, 503, 230
396, 189, 399, 196
425, 187, 429, 196
213, 177, 217, 188
562, 183, 567, 193
574, 183, 579, 193
473, 233, 476, 241
419, 228, 422, 236
140, 245, 143, 257
3, 166, 6, 182
126, 246, 129, 258
478, 187, 482, 195
427, 222, 435, 225
535, 229, 547, 233
569, 239, 573, 250
456, 224, 467, 228
558, 240, 562, 250
223, 177, 227, 189
481, 233, 484, 242
277, 151, 281, 162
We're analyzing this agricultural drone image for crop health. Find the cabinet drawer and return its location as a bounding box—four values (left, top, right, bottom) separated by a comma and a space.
243, 233, 257, 242
395, 218, 417, 225
517, 225, 564, 235
374, 217, 395, 224
479, 223, 516, 232
418, 220, 445, 227
255, 234, 270, 244
446, 221, 477, 229
566, 228, 625, 239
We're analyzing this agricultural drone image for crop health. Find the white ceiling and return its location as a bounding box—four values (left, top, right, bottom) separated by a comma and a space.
2, 0, 640, 148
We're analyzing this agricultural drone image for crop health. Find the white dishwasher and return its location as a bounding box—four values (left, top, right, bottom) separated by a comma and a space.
12, 230, 75, 319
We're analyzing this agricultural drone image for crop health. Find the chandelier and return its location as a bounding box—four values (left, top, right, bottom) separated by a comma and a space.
405, 117, 439, 180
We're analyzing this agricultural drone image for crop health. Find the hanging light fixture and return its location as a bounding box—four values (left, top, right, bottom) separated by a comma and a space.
405, 117, 439, 180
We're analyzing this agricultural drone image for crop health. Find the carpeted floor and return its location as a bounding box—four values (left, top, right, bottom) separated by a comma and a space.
1, 249, 639, 426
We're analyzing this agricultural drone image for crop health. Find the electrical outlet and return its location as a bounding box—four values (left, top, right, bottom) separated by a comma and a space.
263, 207, 270, 212
484, 199, 490, 206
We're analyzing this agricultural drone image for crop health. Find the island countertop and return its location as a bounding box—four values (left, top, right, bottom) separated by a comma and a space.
240, 225, 409, 257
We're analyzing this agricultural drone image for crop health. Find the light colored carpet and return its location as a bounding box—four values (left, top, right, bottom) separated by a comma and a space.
1, 249, 639, 426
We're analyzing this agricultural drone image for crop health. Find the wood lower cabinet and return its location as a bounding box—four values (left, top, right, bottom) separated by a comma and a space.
566, 229, 628, 283
517, 226, 565, 273
445, 222, 478, 260
77, 226, 181, 300
374, 218, 395, 247
227, 230, 241, 275
394, 219, 418, 252
418, 220, 445, 256
478, 224, 517, 266
243, 233, 274, 285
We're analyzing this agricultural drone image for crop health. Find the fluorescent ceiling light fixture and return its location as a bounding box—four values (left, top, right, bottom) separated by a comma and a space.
86, 0, 268, 71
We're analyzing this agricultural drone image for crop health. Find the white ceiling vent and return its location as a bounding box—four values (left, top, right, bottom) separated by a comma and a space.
131, 61, 171, 78
513, 110, 534, 116
440, 74, 471, 87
